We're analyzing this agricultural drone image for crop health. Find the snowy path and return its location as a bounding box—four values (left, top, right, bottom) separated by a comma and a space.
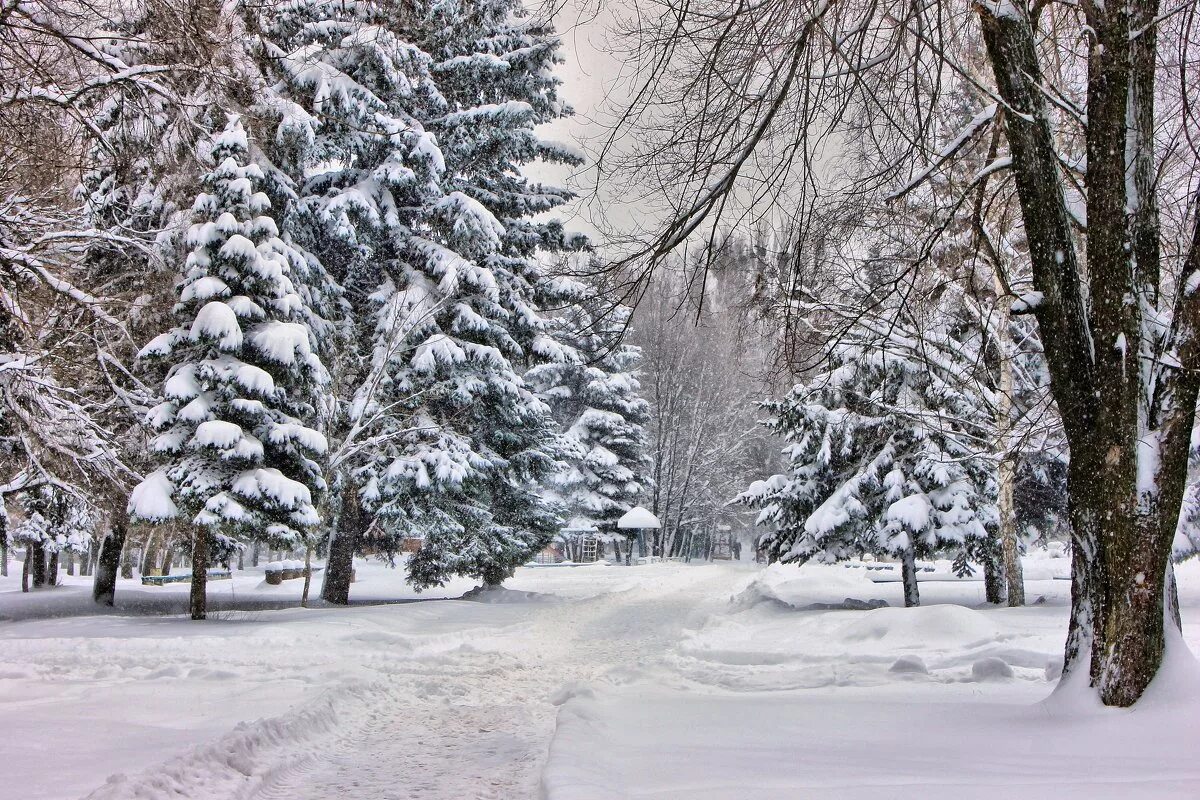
246, 568, 739, 800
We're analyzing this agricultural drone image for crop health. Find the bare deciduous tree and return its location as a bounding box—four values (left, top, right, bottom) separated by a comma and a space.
599, 0, 1200, 705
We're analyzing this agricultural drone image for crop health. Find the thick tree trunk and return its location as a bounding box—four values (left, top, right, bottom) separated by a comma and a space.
65, 551, 74, 576
899, 545, 920, 608
321, 486, 365, 605
252, 540, 260, 567
1, 541, 8, 577
46, 550, 58, 586
21, 545, 30, 592
30, 540, 45, 587
93, 513, 128, 606
190, 527, 208, 621
977, 1, 1191, 706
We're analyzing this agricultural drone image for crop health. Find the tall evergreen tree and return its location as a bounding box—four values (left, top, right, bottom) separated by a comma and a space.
254, 0, 583, 595
128, 118, 329, 619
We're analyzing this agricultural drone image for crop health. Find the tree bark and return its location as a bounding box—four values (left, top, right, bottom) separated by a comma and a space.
998, 456, 1025, 606
21, 545, 30, 592
982, 546, 1006, 605
92, 513, 128, 606
30, 540, 45, 587
46, 550, 58, 586
65, 551, 74, 576
1, 540, 8, 577
190, 527, 208, 620
321, 486, 365, 605
899, 545, 920, 608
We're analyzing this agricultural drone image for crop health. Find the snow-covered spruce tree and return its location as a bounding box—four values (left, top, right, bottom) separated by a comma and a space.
401, 0, 584, 589
77, 0, 274, 606
529, 291, 651, 554
128, 118, 329, 620
254, 0, 582, 594
252, 0, 445, 601
738, 337, 995, 607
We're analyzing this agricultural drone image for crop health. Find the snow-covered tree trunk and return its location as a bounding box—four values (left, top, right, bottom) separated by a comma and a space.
160, 538, 175, 576
899, 544, 920, 608
141, 531, 161, 577
993, 274, 1025, 607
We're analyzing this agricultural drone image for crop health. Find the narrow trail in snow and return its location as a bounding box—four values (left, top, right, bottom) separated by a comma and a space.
247, 568, 740, 800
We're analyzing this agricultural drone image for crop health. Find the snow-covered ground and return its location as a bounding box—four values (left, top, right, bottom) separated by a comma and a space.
2, 557, 1198, 799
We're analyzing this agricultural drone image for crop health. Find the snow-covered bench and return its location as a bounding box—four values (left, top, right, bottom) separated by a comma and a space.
141, 569, 232, 586
264, 561, 321, 585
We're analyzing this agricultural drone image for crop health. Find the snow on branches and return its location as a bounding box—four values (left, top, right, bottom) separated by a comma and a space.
129, 118, 328, 550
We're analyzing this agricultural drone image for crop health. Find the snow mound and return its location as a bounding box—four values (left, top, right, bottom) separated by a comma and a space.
731, 563, 873, 610
889, 654, 929, 674
971, 656, 1015, 681
841, 604, 1002, 649
460, 585, 555, 604
802, 598, 889, 611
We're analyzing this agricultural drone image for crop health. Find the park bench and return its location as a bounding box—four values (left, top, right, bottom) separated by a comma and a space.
141, 569, 233, 586
264, 561, 322, 585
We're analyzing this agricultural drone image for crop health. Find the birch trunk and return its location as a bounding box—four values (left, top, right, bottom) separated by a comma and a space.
301, 545, 313, 607
899, 545, 920, 608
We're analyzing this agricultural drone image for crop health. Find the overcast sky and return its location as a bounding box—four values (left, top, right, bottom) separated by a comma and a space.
530, 2, 635, 241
